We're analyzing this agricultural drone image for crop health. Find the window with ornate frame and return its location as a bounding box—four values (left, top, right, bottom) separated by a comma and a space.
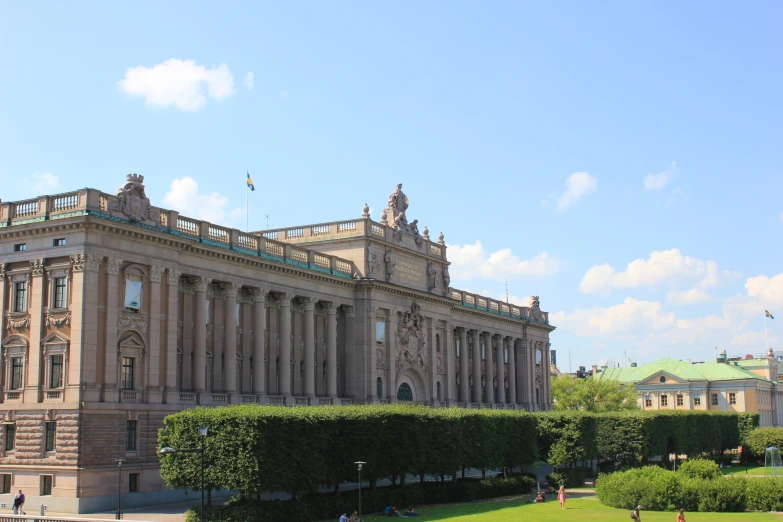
4, 336, 28, 393
42, 332, 68, 392
50, 355, 63, 389
14, 281, 27, 313
122, 357, 135, 390
46, 266, 71, 311
375, 321, 385, 344
117, 330, 146, 402
10, 358, 23, 390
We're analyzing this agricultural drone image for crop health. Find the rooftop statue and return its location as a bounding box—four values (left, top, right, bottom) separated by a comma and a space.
388, 183, 409, 229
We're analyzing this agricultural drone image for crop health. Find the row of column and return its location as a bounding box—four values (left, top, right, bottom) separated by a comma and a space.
190, 277, 341, 399
456, 327, 549, 408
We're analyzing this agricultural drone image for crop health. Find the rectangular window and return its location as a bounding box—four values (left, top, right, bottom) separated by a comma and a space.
4, 424, 15, 451
711, 393, 719, 406
126, 420, 137, 451
52, 238, 66, 247
54, 277, 67, 308
14, 282, 27, 312
124, 279, 142, 311
10, 358, 23, 390
676, 394, 684, 406
235, 303, 241, 326
535, 349, 542, 365
1, 474, 10, 494
50, 355, 63, 388
661, 395, 669, 407
45, 422, 56, 452
729, 392, 737, 405
694, 393, 701, 406
456, 338, 460, 358
129, 473, 139, 493
13, 243, 26, 252
122, 357, 134, 390
41, 475, 52, 496
645, 396, 652, 407
206, 300, 211, 325
481, 340, 486, 360
376, 322, 385, 344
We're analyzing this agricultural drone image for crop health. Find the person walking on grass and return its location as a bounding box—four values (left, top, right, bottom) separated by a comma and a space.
631, 505, 642, 521
558, 485, 566, 509
677, 508, 686, 522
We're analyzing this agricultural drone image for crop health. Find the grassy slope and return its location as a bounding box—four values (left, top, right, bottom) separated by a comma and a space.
354, 497, 780, 521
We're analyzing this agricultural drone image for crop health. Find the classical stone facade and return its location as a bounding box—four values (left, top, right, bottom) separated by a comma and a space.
0, 176, 554, 512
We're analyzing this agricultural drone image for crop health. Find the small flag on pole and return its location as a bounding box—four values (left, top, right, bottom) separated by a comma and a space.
766, 310, 774, 319
246, 172, 255, 191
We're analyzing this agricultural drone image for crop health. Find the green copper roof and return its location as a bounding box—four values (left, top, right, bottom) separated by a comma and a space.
598, 358, 771, 384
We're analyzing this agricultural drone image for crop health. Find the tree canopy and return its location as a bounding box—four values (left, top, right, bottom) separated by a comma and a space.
552, 375, 639, 412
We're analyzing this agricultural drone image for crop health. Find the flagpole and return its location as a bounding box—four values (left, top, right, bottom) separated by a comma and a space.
246, 170, 249, 233
764, 311, 768, 353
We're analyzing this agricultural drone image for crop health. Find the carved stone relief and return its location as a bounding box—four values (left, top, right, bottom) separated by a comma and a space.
395, 301, 428, 372
118, 313, 148, 334
111, 174, 159, 223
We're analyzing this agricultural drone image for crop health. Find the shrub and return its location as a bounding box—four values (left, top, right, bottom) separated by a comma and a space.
744, 427, 783, 457
185, 474, 536, 522
697, 477, 747, 512
677, 458, 722, 480
545, 466, 590, 488
597, 466, 685, 511
746, 477, 783, 512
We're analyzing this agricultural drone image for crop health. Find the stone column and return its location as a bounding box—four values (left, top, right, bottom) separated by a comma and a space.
147, 266, 164, 403
495, 335, 505, 405
429, 317, 438, 404
302, 297, 316, 399
343, 306, 355, 399
26, 260, 46, 400
250, 288, 268, 396
0, 266, 6, 391
325, 302, 338, 399
278, 293, 293, 401
222, 283, 241, 398
193, 277, 211, 393
544, 343, 552, 410
458, 328, 468, 402
528, 340, 536, 410
444, 322, 455, 403
484, 332, 494, 404
68, 253, 101, 402
507, 337, 517, 405
164, 268, 181, 403
104, 258, 123, 398
471, 329, 481, 403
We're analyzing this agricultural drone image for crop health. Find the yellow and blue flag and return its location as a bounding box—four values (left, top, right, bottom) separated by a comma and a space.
766, 310, 774, 319
246, 172, 255, 191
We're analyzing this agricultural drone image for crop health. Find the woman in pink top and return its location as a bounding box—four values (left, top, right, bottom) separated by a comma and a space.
558, 485, 566, 509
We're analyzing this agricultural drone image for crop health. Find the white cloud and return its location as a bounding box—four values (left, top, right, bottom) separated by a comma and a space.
579, 249, 740, 294
243, 72, 254, 91
32, 172, 59, 193
163, 177, 240, 224
643, 161, 677, 191
665, 288, 712, 306
448, 240, 559, 282
550, 298, 675, 338
745, 273, 783, 307
119, 59, 235, 111
555, 172, 597, 212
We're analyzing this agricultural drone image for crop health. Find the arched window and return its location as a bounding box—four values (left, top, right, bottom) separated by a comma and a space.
376, 377, 383, 399
397, 383, 413, 402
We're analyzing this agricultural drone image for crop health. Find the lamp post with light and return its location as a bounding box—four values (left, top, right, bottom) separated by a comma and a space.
355, 461, 366, 522
115, 459, 125, 520
158, 426, 209, 521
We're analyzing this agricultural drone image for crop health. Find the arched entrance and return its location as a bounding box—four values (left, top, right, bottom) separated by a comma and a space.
397, 383, 413, 402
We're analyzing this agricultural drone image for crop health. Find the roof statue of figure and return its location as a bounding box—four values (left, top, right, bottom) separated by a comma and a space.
388, 183, 409, 229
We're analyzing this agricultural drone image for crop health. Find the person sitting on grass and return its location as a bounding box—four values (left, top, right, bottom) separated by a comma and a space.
405, 507, 419, 516
534, 491, 546, 503
350, 511, 359, 521
389, 506, 403, 517
339, 512, 348, 522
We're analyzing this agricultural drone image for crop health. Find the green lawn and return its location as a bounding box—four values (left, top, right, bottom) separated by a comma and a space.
353, 496, 781, 521
721, 465, 783, 476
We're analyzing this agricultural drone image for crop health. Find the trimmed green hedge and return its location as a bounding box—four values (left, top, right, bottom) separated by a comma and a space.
184, 475, 536, 522
159, 405, 538, 497
597, 466, 783, 512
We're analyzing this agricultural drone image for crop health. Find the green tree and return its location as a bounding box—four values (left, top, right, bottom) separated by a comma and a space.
552, 375, 639, 412
744, 427, 783, 457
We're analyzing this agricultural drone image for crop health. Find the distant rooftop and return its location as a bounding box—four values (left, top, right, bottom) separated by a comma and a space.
598, 357, 775, 384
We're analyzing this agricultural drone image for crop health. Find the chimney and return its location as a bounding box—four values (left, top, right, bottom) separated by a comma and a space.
591, 364, 598, 375
630, 362, 637, 368
717, 350, 727, 363
686, 358, 691, 364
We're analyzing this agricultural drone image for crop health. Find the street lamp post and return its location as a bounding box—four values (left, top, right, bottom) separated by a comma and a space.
354, 461, 366, 522
115, 459, 125, 520
158, 426, 209, 522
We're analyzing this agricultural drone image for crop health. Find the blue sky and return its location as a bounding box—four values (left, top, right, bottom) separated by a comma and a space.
2, 1, 781, 370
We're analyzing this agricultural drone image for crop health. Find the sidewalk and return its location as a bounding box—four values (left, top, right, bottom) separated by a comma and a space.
42, 499, 198, 522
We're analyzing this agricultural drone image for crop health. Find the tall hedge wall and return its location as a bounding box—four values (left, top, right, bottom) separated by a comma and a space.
158, 406, 758, 496
158, 405, 538, 497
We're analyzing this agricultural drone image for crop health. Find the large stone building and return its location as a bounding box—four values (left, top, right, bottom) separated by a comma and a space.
0, 175, 554, 512
597, 351, 783, 427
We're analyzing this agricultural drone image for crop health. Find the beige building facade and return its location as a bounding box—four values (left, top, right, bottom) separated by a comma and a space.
0, 175, 554, 513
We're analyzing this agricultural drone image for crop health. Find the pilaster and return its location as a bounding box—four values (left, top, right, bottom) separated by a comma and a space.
458, 327, 468, 402
25, 259, 46, 402
68, 253, 101, 402
495, 334, 505, 405
104, 257, 123, 400
343, 305, 355, 399
192, 276, 211, 394
278, 293, 293, 402
164, 268, 181, 403
325, 301, 338, 399
146, 265, 163, 403
222, 282, 242, 399
471, 329, 481, 403
483, 331, 493, 404
250, 287, 268, 396
302, 297, 316, 399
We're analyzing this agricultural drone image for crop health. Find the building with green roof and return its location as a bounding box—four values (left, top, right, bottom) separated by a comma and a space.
597, 350, 783, 427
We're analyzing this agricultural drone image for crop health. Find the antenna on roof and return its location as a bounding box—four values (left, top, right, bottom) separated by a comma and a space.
505, 280, 509, 303
265, 213, 270, 230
